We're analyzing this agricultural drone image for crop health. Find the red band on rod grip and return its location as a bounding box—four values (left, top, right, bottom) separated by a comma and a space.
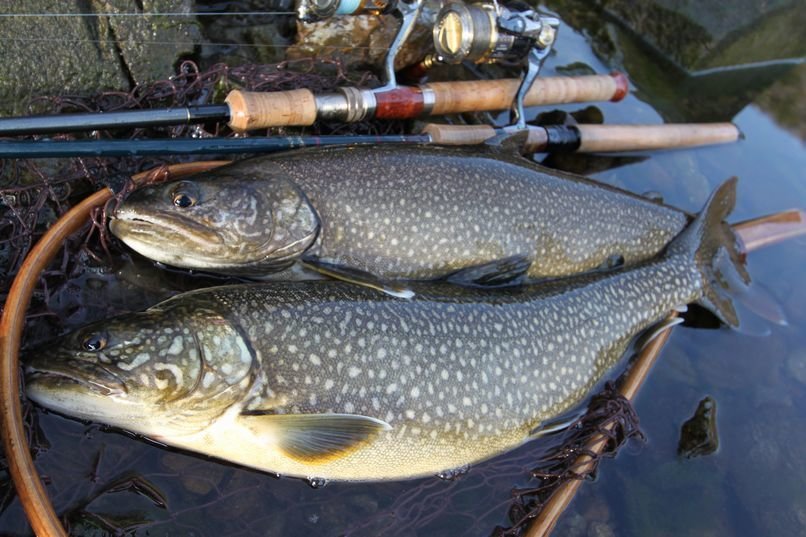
609, 72, 629, 102
374, 88, 425, 120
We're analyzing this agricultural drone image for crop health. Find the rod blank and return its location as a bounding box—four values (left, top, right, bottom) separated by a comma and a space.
0, 134, 431, 158
0, 105, 230, 136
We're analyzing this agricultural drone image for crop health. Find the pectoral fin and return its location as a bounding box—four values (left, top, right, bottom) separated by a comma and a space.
240, 412, 392, 463
445, 255, 532, 287
301, 257, 415, 298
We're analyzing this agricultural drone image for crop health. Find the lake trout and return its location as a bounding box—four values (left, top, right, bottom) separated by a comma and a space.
26, 179, 746, 481
109, 144, 688, 284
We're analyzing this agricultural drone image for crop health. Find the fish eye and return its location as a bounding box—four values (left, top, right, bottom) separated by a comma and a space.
172, 191, 196, 208
171, 182, 198, 208
81, 332, 108, 352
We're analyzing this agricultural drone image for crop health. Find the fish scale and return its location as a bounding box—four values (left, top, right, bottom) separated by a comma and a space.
26, 178, 745, 481
111, 144, 688, 280
276, 149, 680, 278
25, 193, 726, 481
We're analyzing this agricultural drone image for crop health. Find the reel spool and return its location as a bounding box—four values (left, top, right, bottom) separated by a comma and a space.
433, 1, 557, 65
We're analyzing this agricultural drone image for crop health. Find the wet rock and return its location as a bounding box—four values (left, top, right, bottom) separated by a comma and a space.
542, 0, 621, 63
288, 0, 442, 76
677, 396, 719, 459
544, 0, 801, 123
100, 0, 201, 85
754, 63, 806, 141
196, 3, 296, 66
601, 0, 805, 71
0, 1, 202, 115
0, 0, 128, 114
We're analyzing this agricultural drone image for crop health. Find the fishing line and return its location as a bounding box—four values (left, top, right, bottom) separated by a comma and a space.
0, 36, 390, 51
0, 11, 296, 17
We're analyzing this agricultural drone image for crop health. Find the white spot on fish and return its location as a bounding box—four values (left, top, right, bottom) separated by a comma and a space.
118, 353, 150, 371
201, 371, 215, 388
166, 337, 184, 355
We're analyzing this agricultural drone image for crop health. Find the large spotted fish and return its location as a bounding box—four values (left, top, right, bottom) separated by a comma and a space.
26, 179, 746, 481
109, 144, 687, 286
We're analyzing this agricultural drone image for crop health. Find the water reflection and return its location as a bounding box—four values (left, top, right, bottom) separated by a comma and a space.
1, 3, 805, 537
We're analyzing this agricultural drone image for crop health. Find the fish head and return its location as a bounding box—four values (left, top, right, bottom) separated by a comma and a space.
25, 304, 256, 438
110, 173, 320, 274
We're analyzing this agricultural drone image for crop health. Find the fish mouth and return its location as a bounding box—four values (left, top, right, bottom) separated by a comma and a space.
110, 210, 224, 248
25, 364, 128, 397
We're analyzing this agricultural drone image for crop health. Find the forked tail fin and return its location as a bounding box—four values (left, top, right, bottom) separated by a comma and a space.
667, 177, 750, 327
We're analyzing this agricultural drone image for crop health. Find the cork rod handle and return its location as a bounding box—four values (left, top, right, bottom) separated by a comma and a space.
577, 123, 741, 152
226, 89, 318, 132
426, 72, 628, 115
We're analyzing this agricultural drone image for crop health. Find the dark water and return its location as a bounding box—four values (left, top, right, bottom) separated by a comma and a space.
2, 3, 805, 537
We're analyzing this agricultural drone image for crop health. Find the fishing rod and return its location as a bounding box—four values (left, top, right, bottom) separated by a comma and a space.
0, 0, 589, 136
0, 134, 430, 158
0, 122, 740, 158
0, 72, 626, 136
